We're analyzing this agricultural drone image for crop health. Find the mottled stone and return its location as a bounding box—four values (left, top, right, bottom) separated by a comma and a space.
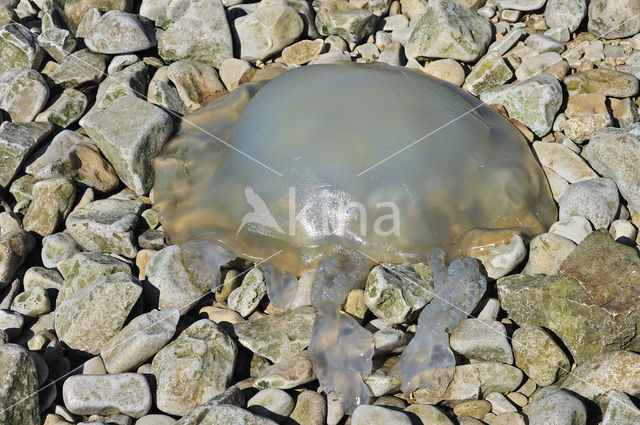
36, 89, 88, 128
228, 267, 267, 317
465, 51, 513, 96
588, 0, 640, 39
512, 326, 570, 386
23, 178, 76, 237
559, 177, 619, 229
167, 60, 226, 112
41, 233, 82, 269
11, 286, 51, 316
352, 405, 412, 425
532, 141, 597, 183
529, 387, 586, 425
564, 69, 639, 98
523, 232, 576, 275
0, 23, 43, 74
236, 5, 303, 61
37, 28, 76, 63
254, 351, 316, 389
0, 68, 49, 122
63, 0, 130, 33
0, 122, 53, 188
450, 318, 513, 364
0, 344, 40, 425
50, 49, 107, 88
95, 61, 149, 108
85, 11, 156, 54
545, 0, 586, 32
315, 0, 376, 43
0, 230, 35, 285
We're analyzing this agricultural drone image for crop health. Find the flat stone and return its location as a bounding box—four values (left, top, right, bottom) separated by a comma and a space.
315, 0, 377, 43
37, 28, 76, 63
512, 326, 570, 386
406, 0, 491, 62
532, 141, 597, 183
62, 373, 152, 418
85, 10, 156, 54
152, 319, 237, 415
95, 61, 149, 108
233, 306, 315, 363
584, 127, 640, 213
254, 351, 316, 389
523, 232, 576, 275
65, 196, 145, 258
0, 23, 44, 74
51, 49, 108, 88
101, 308, 179, 373
282, 39, 325, 65
158, 0, 233, 68
0, 344, 40, 425
559, 177, 619, 229
228, 267, 267, 317
465, 51, 513, 96
480, 73, 562, 137
54, 272, 142, 354
450, 318, 513, 364
351, 405, 412, 425
0, 121, 53, 188
0, 68, 49, 122
564, 69, 639, 98
525, 34, 565, 53
236, 5, 303, 61
529, 387, 586, 425
544, 0, 586, 32
588, 0, 640, 39
0, 230, 35, 286
497, 0, 545, 11
23, 178, 76, 237
247, 388, 295, 422
35, 88, 89, 128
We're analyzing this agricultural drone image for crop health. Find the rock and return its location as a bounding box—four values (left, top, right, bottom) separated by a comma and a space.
544, 26, 571, 42
601, 392, 640, 425
468, 232, 526, 279
406, 0, 491, 62
422, 58, 466, 86
0, 344, 40, 425
11, 286, 51, 316
0, 68, 49, 122
107, 54, 139, 74
411, 362, 523, 404
85, 11, 156, 54
36, 89, 88, 128
488, 27, 523, 55
588, 0, 640, 39
152, 319, 237, 415
95, 61, 149, 108
37, 28, 76, 63
101, 308, 180, 373
135, 414, 177, 425
450, 318, 513, 364
55, 272, 142, 354
181, 404, 279, 424
288, 390, 326, 425
549, 216, 593, 244
282, 39, 325, 65
8, 174, 35, 202
377, 41, 404, 65
63, 0, 130, 32
41, 233, 82, 268
351, 405, 412, 425
219, 58, 255, 91
63, 373, 152, 418
23, 178, 76, 237
512, 326, 570, 386
167, 60, 226, 112
610, 219, 637, 244
515, 52, 569, 81
453, 400, 491, 419
0, 230, 35, 285
170, 386, 245, 425
584, 128, 640, 213
404, 404, 454, 424
465, 51, 513, 96
529, 387, 586, 425
559, 177, 619, 229
564, 69, 639, 98
75, 7, 103, 37
254, 351, 316, 389
364, 262, 433, 324
0, 310, 24, 339
148, 79, 185, 113
525, 34, 565, 54
258, 0, 320, 38
236, 5, 303, 61
247, 388, 295, 422
51, 49, 108, 88
228, 267, 267, 317
532, 141, 597, 183
499, 230, 640, 363
82, 96, 173, 195
544, 0, 586, 32
315, 0, 377, 43
158, 0, 233, 68
233, 306, 315, 363
23, 267, 63, 291
0, 23, 44, 74
496, 0, 544, 10
0, 122, 53, 188
523, 233, 576, 275
65, 196, 145, 258
480, 73, 562, 137
563, 112, 612, 143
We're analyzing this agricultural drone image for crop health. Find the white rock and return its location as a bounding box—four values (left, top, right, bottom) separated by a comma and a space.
523, 233, 576, 275
529, 387, 586, 425
610, 219, 637, 244
351, 405, 412, 425
559, 177, 619, 229
532, 141, 597, 183
549, 216, 593, 244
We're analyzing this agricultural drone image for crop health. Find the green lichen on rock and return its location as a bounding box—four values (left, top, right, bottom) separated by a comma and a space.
0, 344, 40, 425
315, 0, 376, 43
23, 178, 76, 237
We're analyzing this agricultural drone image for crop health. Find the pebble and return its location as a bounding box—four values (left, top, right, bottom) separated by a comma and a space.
493, 412, 526, 425
288, 391, 326, 425
610, 219, 637, 244
62, 373, 152, 418
23, 178, 76, 237
485, 392, 516, 414
512, 326, 570, 386
601, 391, 640, 425
351, 405, 412, 425
0, 230, 35, 285
559, 177, 620, 229
254, 351, 316, 389
219, 58, 255, 91
454, 400, 492, 419
11, 286, 51, 316
0, 68, 49, 122
236, 6, 303, 61
588, 0, 640, 39
465, 51, 513, 96
496, 0, 545, 11
422, 58, 466, 86
85, 11, 156, 54
282, 39, 325, 65
564, 69, 639, 98
525, 34, 565, 53
316, 0, 376, 44
523, 232, 576, 275
23, 267, 63, 291
167, 60, 226, 112
529, 387, 586, 425
95, 61, 150, 108
0, 122, 53, 188
450, 318, 513, 364
532, 141, 597, 183
549, 215, 593, 244
515, 52, 569, 81
404, 404, 454, 425
0, 23, 43, 74
247, 388, 295, 422
0, 344, 40, 425
228, 267, 268, 317
36, 88, 89, 128
51, 49, 108, 88
544, 0, 586, 32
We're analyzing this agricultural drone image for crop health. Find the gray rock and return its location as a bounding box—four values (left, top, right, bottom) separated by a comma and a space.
35, 88, 88, 128
101, 308, 179, 373
515, 52, 569, 81
351, 405, 412, 425
23, 267, 63, 291
0, 121, 53, 188
404, 404, 454, 425
315, 0, 377, 43
167, 60, 225, 112
41, 233, 82, 269
65, 196, 145, 258
0, 310, 23, 339
8, 174, 35, 202
172, 386, 245, 425
82, 96, 173, 195
152, 319, 237, 415
282, 39, 325, 66
488, 27, 524, 55
0, 344, 40, 425
186, 404, 279, 425
406, 0, 492, 62
75, 7, 103, 37
602, 392, 640, 425
584, 128, 640, 213
23, 178, 76, 237
107, 54, 139, 74
523, 232, 576, 275
450, 318, 513, 364
62, 0, 130, 32
529, 387, 586, 425
588, 0, 640, 39
480, 73, 562, 137
63, 373, 152, 418
559, 177, 619, 229
247, 388, 295, 422
524, 34, 565, 53
496, 0, 545, 11
465, 51, 513, 96
0, 23, 44, 74
512, 326, 570, 386
51, 49, 108, 88
254, 351, 316, 389
85, 10, 156, 54
11, 286, 51, 316
135, 415, 177, 425
236, 5, 303, 61
0, 68, 49, 122
54, 272, 142, 354
233, 306, 315, 363
148, 79, 185, 113
564, 69, 639, 98
288, 390, 326, 425
533, 141, 597, 183
0, 230, 35, 285
95, 61, 149, 108
258, 0, 320, 38
228, 267, 267, 317
37, 28, 76, 62
544, 0, 586, 32
158, 0, 233, 68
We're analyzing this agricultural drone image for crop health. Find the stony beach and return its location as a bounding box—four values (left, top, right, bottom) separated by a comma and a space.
1, 0, 640, 424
